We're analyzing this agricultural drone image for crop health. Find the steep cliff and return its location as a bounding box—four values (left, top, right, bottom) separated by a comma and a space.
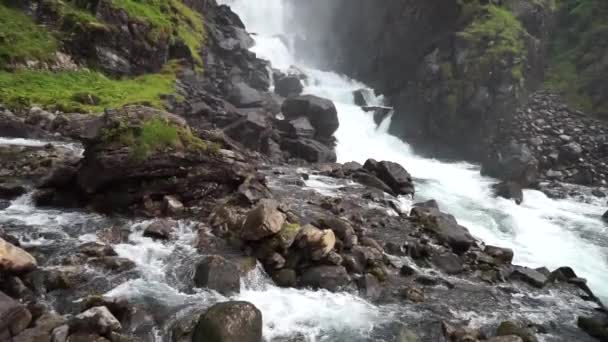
289, 0, 554, 160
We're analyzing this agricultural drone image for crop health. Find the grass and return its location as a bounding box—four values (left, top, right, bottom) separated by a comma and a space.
108, 0, 206, 65
0, 62, 180, 112
0, 3, 59, 67
545, 0, 608, 114
103, 117, 216, 159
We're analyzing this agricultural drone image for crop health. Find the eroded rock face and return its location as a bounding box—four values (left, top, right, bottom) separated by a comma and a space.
193, 301, 262, 342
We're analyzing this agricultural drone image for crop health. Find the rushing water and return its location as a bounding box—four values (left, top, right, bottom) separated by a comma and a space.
220, 0, 608, 302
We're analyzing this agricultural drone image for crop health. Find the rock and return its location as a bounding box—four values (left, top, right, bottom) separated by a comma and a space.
44, 266, 87, 290
78, 242, 117, 258
603, 210, 608, 223
492, 181, 524, 205
356, 274, 382, 300
413, 199, 439, 209
224, 110, 271, 151
193, 301, 262, 342
143, 220, 176, 240
294, 224, 336, 261
275, 75, 303, 98
0, 291, 32, 337
496, 321, 538, 342
163, 195, 184, 215
229, 82, 264, 108
509, 266, 547, 288
482, 142, 539, 187
484, 246, 514, 264
362, 159, 415, 196
300, 265, 350, 291
352, 171, 394, 194
241, 199, 286, 241
362, 106, 393, 126
51, 325, 69, 342
319, 217, 357, 249
487, 336, 524, 342
0, 182, 27, 200
281, 95, 339, 139
352, 245, 383, 268
71, 306, 121, 336
0, 237, 37, 274
272, 269, 297, 287
559, 142, 583, 163
399, 287, 425, 303
409, 206, 475, 253
280, 137, 337, 163
277, 117, 316, 139
577, 316, 608, 341
12, 313, 67, 342
353, 88, 374, 107
89, 257, 135, 273
193, 255, 240, 295
66, 332, 110, 342
431, 253, 464, 275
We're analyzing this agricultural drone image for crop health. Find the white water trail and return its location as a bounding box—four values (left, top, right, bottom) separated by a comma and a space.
220, 0, 608, 302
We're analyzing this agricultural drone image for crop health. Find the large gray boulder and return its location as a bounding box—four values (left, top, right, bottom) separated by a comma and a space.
194, 256, 241, 295
281, 95, 339, 139
410, 205, 475, 254
0, 237, 37, 274
192, 301, 262, 342
482, 142, 539, 188
300, 265, 350, 291
240, 199, 286, 241
0, 291, 32, 338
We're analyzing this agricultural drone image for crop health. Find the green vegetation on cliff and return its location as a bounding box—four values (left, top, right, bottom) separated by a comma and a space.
0, 3, 58, 66
546, 0, 608, 115
0, 64, 178, 112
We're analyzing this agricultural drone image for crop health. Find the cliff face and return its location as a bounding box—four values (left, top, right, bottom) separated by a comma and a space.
289, 0, 555, 160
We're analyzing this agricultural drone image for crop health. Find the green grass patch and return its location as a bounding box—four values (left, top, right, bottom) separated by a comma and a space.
109, 0, 206, 65
0, 3, 59, 67
0, 63, 179, 112
103, 117, 217, 159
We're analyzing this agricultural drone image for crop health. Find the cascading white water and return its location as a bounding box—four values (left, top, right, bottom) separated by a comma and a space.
219, 0, 608, 301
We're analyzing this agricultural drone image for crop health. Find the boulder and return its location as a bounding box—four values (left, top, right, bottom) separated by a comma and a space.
281, 95, 339, 139
0, 237, 37, 274
509, 266, 547, 288
484, 246, 514, 264
241, 199, 286, 241
12, 313, 66, 342
277, 117, 316, 139
280, 138, 337, 163
78, 242, 117, 258
496, 321, 538, 342
492, 181, 524, 204
362, 106, 392, 126
363, 159, 415, 196
602, 210, 608, 223
66, 331, 110, 342
300, 265, 350, 291
319, 217, 358, 249
356, 274, 382, 300
192, 301, 262, 342
143, 220, 176, 240
487, 336, 524, 342
409, 207, 475, 253
275, 75, 303, 98
431, 253, 464, 275
482, 142, 539, 187
294, 224, 336, 261
228, 82, 264, 108
70, 306, 121, 336
224, 110, 270, 151
352, 171, 394, 194
353, 88, 374, 107
0, 291, 32, 338
272, 269, 297, 288
0, 182, 27, 200
577, 316, 608, 341
163, 195, 184, 215
194, 255, 240, 295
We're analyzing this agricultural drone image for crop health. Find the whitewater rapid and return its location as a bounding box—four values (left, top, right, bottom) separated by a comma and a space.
220, 0, 608, 301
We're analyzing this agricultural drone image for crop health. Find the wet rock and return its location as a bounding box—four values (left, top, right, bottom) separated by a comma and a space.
78, 242, 117, 258
275, 75, 303, 98
294, 224, 336, 261
362, 106, 392, 126
603, 210, 608, 223
352, 245, 383, 268
342, 253, 365, 274
509, 266, 547, 288
193, 301, 262, 342
282, 95, 339, 139
163, 195, 184, 216
482, 142, 539, 187
70, 306, 121, 336
89, 257, 136, 273
353, 88, 374, 107
409, 206, 475, 253
484, 246, 514, 264
300, 265, 350, 291
559, 142, 583, 163
0, 237, 37, 274
0, 182, 27, 200
356, 274, 381, 300
492, 181, 524, 205
352, 171, 394, 194
319, 216, 357, 249
277, 117, 316, 139
0, 291, 32, 337
272, 269, 297, 288
193, 255, 240, 295
51, 325, 69, 342
400, 264, 417, 277
241, 199, 286, 241
363, 159, 415, 196
577, 316, 608, 341
229, 82, 264, 108
431, 253, 464, 275
399, 287, 425, 303
496, 321, 538, 342
413, 199, 439, 209
44, 266, 87, 290
12, 313, 66, 342
143, 219, 176, 240
487, 336, 524, 342
280, 137, 337, 163
66, 332, 110, 342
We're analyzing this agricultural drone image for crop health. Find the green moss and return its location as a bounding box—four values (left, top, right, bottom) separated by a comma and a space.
103, 117, 212, 159
0, 3, 59, 67
0, 63, 178, 112
109, 0, 206, 66
545, 0, 608, 114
